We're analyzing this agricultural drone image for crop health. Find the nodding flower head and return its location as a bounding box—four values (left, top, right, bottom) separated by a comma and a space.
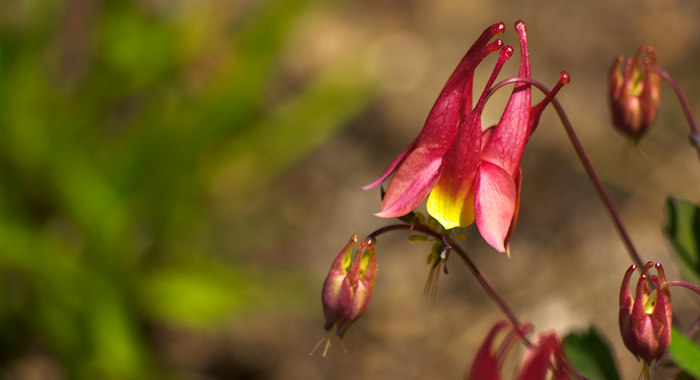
363, 21, 508, 228
609, 46, 660, 142
365, 21, 567, 254
619, 262, 672, 365
319, 235, 378, 355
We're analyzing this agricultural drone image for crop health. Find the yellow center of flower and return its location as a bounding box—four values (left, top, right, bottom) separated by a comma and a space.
644, 289, 657, 315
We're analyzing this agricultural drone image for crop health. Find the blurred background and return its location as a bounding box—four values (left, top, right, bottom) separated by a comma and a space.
0, 0, 699, 379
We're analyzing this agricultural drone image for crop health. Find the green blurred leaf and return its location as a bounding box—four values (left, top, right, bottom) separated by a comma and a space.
87, 285, 152, 379
0, 0, 368, 377
663, 196, 700, 284
100, 5, 178, 89
139, 266, 247, 326
214, 55, 374, 198
669, 326, 700, 378
563, 326, 621, 380
139, 262, 316, 327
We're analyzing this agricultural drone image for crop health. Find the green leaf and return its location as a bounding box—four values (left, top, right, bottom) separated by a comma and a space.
139, 267, 246, 326
669, 326, 700, 378
663, 196, 700, 284
563, 326, 621, 380
213, 54, 375, 199
408, 234, 429, 242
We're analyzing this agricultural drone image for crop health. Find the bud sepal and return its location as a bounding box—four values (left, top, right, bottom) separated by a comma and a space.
317, 235, 378, 356
619, 262, 672, 366
609, 46, 660, 142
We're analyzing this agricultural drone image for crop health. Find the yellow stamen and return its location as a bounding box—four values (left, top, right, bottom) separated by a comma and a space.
643, 289, 657, 315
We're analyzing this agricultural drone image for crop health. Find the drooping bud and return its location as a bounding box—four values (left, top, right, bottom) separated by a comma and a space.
619, 262, 672, 365
321, 235, 378, 342
465, 320, 578, 380
322, 235, 358, 333
608, 46, 661, 142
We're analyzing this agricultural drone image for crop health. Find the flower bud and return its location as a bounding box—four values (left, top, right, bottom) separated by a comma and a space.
608, 46, 660, 142
322, 235, 378, 339
619, 262, 672, 365
466, 320, 578, 380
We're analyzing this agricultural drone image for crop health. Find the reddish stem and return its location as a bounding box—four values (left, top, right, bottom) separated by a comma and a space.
651, 67, 700, 163
551, 95, 645, 270
367, 223, 532, 346
661, 280, 700, 297
490, 76, 645, 269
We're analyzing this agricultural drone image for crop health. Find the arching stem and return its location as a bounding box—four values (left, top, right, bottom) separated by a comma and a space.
367, 223, 532, 346
651, 67, 700, 163
490, 76, 645, 269
660, 280, 700, 297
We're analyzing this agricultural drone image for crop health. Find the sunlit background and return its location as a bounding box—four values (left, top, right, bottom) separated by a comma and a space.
0, 0, 699, 379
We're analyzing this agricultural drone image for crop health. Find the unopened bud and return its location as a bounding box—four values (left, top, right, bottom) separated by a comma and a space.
321, 235, 378, 340
609, 46, 660, 142
619, 262, 672, 365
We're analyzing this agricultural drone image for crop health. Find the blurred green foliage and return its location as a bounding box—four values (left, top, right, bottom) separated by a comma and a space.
664, 195, 700, 285
663, 197, 700, 378
0, 0, 372, 378
563, 326, 620, 380
669, 326, 700, 379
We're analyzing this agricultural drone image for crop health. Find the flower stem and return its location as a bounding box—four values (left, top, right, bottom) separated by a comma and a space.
651, 67, 700, 163
661, 280, 700, 297
551, 95, 645, 269
446, 236, 532, 346
366, 223, 532, 346
684, 314, 700, 340
491, 76, 645, 269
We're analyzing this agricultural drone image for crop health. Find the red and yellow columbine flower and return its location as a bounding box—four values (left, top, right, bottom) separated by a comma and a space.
365, 21, 564, 253
363, 21, 507, 221
619, 262, 672, 366
609, 46, 660, 142
467, 320, 577, 380
319, 235, 378, 355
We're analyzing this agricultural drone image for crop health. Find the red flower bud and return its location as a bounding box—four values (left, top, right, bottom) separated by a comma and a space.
619, 262, 672, 365
608, 46, 660, 142
322, 235, 378, 339
466, 320, 577, 380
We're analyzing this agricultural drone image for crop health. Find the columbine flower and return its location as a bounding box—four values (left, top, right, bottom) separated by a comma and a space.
466, 320, 577, 380
365, 21, 565, 253
609, 46, 660, 142
319, 235, 378, 355
363, 21, 507, 223
619, 262, 672, 366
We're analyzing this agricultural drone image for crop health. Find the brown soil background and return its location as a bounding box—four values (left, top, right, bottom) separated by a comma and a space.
232, 1, 700, 379
11, 1, 699, 379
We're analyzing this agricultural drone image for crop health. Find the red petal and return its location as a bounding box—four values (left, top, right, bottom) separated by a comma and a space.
467, 320, 508, 380
503, 168, 522, 254
428, 46, 512, 229
475, 160, 517, 253
376, 146, 445, 218
515, 334, 557, 380
337, 240, 378, 338
365, 27, 505, 192
322, 235, 359, 332
426, 110, 482, 229
479, 21, 531, 176
362, 139, 417, 190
